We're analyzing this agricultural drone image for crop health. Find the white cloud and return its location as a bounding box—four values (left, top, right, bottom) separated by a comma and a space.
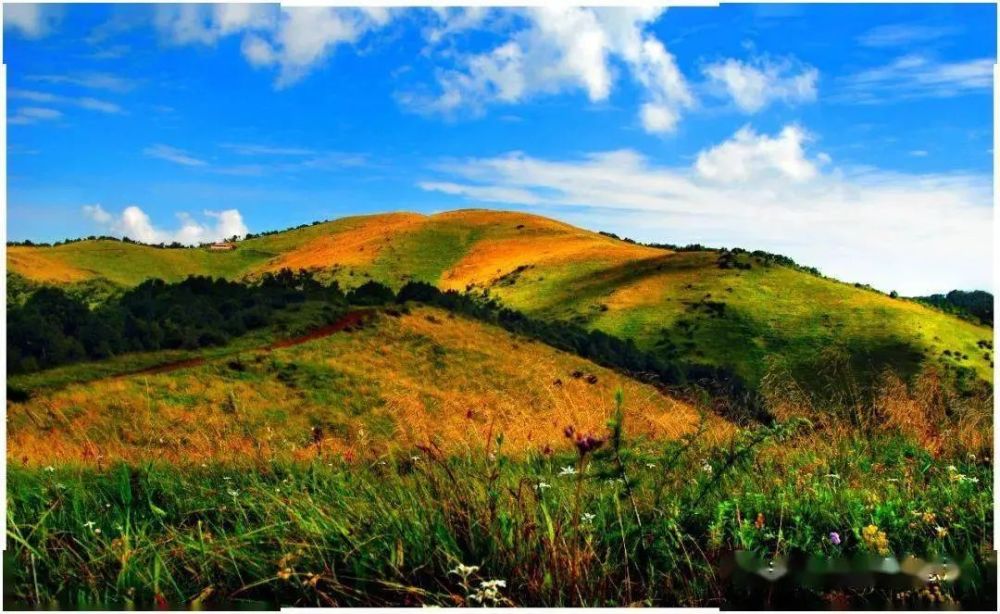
8, 107, 63, 125
240, 8, 393, 88
10, 89, 123, 114
152, 5, 394, 88
220, 143, 316, 156
28, 72, 136, 93
837, 55, 993, 103
858, 23, 959, 48
405, 7, 693, 134
143, 144, 207, 167
83, 205, 248, 245
4, 4, 60, 38
155, 3, 276, 46
81, 204, 112, 224
703, 56, 818, 113
418, 124, 991, 294
695, 125, 820, 183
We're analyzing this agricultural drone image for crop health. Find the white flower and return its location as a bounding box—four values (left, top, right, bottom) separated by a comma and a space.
223, 476, 232, 481
44, 466, 55, 472
702, 462, 713, 474
582, 512, 596, 524
536, 481, 551, 490
228, 489, 240, 497
83, 520, 96, 530
825, 473, 841, 480
946, 465, 958, 472
449, 563, 480, 580
646, 463, 657, 469
559, 465, 577, 476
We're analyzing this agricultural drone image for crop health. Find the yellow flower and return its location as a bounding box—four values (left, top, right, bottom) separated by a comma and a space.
922, 512, 937, 524
861, 524, 890, 556
935, 526, 949, 539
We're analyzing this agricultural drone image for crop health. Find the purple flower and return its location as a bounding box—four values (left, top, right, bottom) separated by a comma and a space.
829, 531, 841, 546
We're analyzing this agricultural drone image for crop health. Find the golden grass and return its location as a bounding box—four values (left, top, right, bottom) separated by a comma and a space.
440, 234, 663, 291
7, 247, 92, 283
7, 307, 730, 467
257, 213, 429, 273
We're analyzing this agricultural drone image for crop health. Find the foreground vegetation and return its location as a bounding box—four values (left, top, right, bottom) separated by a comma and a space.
6, 417, 994, 609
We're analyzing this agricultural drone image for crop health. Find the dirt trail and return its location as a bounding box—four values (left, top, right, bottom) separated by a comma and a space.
124, 309, 373, 378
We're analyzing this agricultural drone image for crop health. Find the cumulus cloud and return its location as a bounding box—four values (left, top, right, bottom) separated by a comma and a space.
151, 5, 394, 88
83, 205, 248, 245
155, 3, 276, 45
695, 125, 820, 183
417, 124, 991, 294
703, 56, 818, 113
143, 144, 207, 167
4, 3, 61, 38
404, 7, 693, 134
240, 8, 394, 87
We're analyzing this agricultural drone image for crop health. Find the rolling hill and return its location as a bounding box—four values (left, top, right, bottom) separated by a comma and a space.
7, 306, 727, 466
8, 209, 993, 391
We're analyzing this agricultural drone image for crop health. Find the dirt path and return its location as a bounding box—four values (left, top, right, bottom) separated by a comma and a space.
124, 309, 373, 378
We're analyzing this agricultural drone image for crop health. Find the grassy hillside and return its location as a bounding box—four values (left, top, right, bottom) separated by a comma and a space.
9, 209, 993, 389
9, 306, 725, 466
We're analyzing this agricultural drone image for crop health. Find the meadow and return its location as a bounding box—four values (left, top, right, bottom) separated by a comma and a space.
5, 211, 996, 609
5, 418, 994, 609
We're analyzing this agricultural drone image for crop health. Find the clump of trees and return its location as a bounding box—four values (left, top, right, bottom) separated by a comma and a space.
915, 290, 993, 327
7, 270, 345, 373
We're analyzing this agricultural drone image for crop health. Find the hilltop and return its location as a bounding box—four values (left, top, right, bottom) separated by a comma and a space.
8, 209, 993, 392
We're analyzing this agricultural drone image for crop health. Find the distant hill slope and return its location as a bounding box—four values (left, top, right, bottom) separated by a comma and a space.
8, 209, 993, 388
8, 306, 724, 465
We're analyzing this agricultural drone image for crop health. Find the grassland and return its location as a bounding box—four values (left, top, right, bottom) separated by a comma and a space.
9, 210, 992, 392
8, 306, 725, 466
6, 209, 994, 609
6, 425, 994, 609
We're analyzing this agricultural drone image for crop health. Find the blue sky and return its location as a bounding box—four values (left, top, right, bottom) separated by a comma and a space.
4, 3, 995, 294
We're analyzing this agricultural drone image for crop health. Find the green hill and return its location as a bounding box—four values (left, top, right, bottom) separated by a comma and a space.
9, 209, 993, 391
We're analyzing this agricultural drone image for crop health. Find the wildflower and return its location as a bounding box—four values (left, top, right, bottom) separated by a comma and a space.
535, 481, 551, 491
83, 520, 97, 531
559, 465, 577, 477
829, 532, 841, 546
922, 512, 937, 524
223, 476, 232, 481
935, 526, 949, 539
861, 524, 890, 557
468, 579, 507, 605
755, 513, 765, 530
227, 489, 239, 497
825, 473, 841, 480
44, 466, 55, 473
946, 465, 957, 472
277, 568, 293, 581
449, 563, 480, 580
582, 512, 596, 524
646, 462, 656, 469
702, 462, 713, 475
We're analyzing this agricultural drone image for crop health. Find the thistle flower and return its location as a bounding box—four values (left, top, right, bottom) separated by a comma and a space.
829, 531, 841, 545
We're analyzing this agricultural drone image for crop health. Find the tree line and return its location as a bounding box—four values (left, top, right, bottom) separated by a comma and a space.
7, 270, 345, 373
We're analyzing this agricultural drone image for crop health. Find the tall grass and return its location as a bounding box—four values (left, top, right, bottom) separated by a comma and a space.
6, 417, 994, 609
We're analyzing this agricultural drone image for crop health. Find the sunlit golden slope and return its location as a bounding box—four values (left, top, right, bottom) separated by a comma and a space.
8, 209, 993, 386
7, 306, 725, 466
